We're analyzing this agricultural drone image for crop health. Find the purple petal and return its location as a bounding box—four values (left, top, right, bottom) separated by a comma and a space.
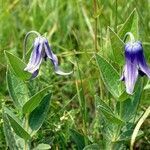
137, 49, 150, 78
44, 41, 73, 76
123, 47, 139, 95
121, 41, 150, 94
44, 41, 58, 68
24, 40, 43, 73
31, 70, 39, 79
124, 62, 138, 94
54, 66, 73, 76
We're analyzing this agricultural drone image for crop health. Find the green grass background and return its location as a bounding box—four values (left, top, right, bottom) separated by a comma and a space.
0, 0, 150, 149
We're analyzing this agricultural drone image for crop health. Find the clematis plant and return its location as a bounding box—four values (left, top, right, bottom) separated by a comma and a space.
23, 31, 72, 78
120, 32, 150, 94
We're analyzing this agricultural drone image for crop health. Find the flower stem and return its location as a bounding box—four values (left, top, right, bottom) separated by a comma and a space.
23, 31, 40, 62
123, 32, 135, 43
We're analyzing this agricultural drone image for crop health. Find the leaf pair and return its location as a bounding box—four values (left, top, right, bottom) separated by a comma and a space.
4, 51, 52, 143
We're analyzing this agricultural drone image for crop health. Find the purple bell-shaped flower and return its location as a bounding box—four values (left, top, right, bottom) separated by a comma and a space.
23, 31, 72, 78
120, 32, 150, 94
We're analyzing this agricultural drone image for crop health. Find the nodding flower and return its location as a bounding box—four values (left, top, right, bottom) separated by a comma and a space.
23, 31, 72, 78
120, 32, 150, 94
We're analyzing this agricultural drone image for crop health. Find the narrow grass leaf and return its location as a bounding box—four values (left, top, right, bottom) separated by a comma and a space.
22, 86, 51, 114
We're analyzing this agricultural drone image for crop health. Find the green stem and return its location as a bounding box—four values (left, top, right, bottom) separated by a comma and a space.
24, 114, 29, 150
93, 0, 98, 52
123, 32, 135, 43
115, 0, 118, 32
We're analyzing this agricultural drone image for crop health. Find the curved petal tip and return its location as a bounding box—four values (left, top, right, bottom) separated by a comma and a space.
55, 67, 73, 76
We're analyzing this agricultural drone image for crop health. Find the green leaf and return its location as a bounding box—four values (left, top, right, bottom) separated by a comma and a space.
119, 129, 143, 141
29, 93, 51, 133
5, 51, 31, 80
96, 54, 123, 98
96, 96, 113, 113
6, 69, 29, 108
109, 27, 124, 64
70, 129, 86, 150
109, 9, 139, 64
99, 106, 123, 125
2, 112, 20, 150
118, 9, 138, 39
4, 107, 30, 140
130, 9, 139, 39
83, 144, 99, 150
33, 143, 51, 150
119, 79, 143, 122
22, 86, 51, 114
118, 91, 130, 102
96, 96, 123, 124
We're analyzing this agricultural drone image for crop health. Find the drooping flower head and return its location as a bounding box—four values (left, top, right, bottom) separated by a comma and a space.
120, 32, 150, 94
24, 31, 72, 78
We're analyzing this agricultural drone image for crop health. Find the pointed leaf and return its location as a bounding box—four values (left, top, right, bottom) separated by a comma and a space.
6, 69, 29, 108
70, 129, 85, 150
5, 51, 31, 80
101, 109, 123, 124
4, 107, 30, 140
96, 96, 113, 113
22, 87, 51, 114
119, 9, 137, 39
118, 10, 134, 38
96, 54, 122, 98
29, 93, 51, 133
2, 112, 19, 150
110, 9, 139, 64
119, 79, 143, 121
97, 103, 123, 125
130, 9, 139, 39
109, 27, 124, 64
